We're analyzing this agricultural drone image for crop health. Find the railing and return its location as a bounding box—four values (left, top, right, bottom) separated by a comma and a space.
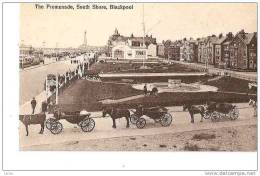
46, 58, 97, 106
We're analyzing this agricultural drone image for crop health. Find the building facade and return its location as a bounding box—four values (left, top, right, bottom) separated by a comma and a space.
180, 39, 198, 62
167, 44, 180, 61
157, 43, 165, 58
147, 43, 157, 58
108, 28, 157, 60
214, 33, 233, 68
197, 38, 207, 64
229, 30, 257, 70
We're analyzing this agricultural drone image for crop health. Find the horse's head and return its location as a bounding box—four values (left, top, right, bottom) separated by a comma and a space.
102, 108, 111, 118
249, 99, 255, 106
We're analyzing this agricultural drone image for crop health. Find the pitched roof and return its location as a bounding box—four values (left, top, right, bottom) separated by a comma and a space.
223, 41, 232, 45
128, 36, 156, 44
214, 36, 227, 44
236, 32, 256, 45
208, 36, 218, 44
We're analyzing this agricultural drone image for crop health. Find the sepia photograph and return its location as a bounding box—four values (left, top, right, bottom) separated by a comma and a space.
1, 0, 258, 173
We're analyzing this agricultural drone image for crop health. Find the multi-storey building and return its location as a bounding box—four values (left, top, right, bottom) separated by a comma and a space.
167, 43, 181, 61
108, 28, 157, 60
229, 30, 257, 70
214, 33, 234, 68
180, 39, 198, 62
197, 37, 207, 64
157, 43, 165, 58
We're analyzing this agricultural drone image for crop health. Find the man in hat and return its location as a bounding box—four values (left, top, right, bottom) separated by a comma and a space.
31, 97, 37, 114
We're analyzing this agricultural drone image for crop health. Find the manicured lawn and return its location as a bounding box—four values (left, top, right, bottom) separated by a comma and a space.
116, 92, 251, 109
90, 62, 200, 74
205, 77, 252, 93
57, 77, 256, 112
58, 79, 142, 111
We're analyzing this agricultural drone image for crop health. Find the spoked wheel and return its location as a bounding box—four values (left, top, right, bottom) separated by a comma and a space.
203, 110, 211, 119
50, 121, 63, 135
229, 107, 239, 120
211, 111, 220, 122
77, 121, 83, 127
130, 114, 139, 124
136, 118, 146, 129
160, 113, 173, 127
45, 118, 56, 130
80, 118, 95, 132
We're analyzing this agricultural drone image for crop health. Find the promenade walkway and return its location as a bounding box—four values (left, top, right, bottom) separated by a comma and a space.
99, 72, 207, 78
99, 94, 145, 104
168, 60, 257, 82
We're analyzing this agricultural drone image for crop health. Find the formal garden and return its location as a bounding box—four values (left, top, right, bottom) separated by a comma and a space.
56, 61, 255, 112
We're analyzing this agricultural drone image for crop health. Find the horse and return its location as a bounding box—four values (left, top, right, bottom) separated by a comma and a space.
183, 104, 206, 123
249, 99, 257, 117
19, 113, 46, 136
102, 108, 130, 128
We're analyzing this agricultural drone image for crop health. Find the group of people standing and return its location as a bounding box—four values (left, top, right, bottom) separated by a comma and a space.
143, 84, 159, 96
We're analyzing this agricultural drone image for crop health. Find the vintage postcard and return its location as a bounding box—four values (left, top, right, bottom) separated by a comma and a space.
18, 2, 257, 151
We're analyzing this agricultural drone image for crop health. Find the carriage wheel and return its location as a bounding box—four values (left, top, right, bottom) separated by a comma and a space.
203, 110, 211, 119
50, 121, 63, 135
229, 107, 239, 120
210, 111, 220, 122
136, 118, 146, 129
130, 114, 138, 124
77, 121, 83, 127
81, 118, 95, 132
160, 113, 173, 127
45, 118, 56, 130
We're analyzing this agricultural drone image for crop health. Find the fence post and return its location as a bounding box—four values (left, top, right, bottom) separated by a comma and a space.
45, 76, 48, 103
56, 74, 59, 105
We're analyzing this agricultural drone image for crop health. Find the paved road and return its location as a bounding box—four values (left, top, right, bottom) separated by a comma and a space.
19, 60, 77, 105
19, 103, 256, 149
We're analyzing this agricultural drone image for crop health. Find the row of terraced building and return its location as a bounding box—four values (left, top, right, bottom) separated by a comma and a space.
158, 29, 257, 70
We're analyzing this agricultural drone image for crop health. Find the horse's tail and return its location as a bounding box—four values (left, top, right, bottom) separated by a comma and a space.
126, 109, 131, 118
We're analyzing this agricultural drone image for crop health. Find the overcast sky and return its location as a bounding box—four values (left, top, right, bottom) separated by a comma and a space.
20, 3, 257, 48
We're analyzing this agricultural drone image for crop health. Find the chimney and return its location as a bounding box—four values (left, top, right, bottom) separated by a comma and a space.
226, 32, 233, 40
239, 29, 246, 39
218, 33, 223, 39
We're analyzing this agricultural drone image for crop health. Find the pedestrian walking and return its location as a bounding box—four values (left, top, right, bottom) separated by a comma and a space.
144, 84, 148, 96
31, 97, 37, 114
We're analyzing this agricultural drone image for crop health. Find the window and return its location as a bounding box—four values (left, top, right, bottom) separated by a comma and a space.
250, 53, 256, 57
243, 50, 247, 57
136, 50, 146, 56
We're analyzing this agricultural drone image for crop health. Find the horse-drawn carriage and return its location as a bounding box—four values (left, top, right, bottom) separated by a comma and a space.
46, 107, 95, 135
130, 106, 173, 129
204, 102, 239, 122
